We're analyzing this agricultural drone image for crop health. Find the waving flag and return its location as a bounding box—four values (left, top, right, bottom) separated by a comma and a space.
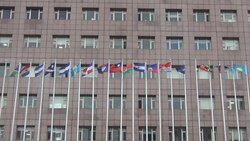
34, 64, 44, 77
45, 63, 55, 76
82, 64, 94, 76
10, 65, 20, 77
122, 64, 133, 74
147, 64, 158, 73
176, 65, 185, 74
97, 64, 108, 74
233, 64, 246, 74
134, 63, 146, 72
71, 64, 81, 76
59, 64, 70, 75
20, 64, 31, 74
199, 65, 212, 72
160, 61, 171, 72
110, 63, 122, 73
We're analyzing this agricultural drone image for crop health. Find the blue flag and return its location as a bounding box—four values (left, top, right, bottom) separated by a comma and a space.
134, 63, 146, 72
71, 64, 81, 76
176, 65, 185, 74
34, 64, 44, 77
59, 64, 70, 75
45, 63, 55, 76
97, 64, 108, 74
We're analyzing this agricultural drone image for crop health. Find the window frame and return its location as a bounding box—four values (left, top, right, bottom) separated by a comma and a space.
138, 9, 154, 22
109, 95, 126, 109
200, 127, 216, 141
110, 9, 127, 21
16, 126, 35, 140
0, 35, 12, 48
227, 96, 244, 110
81, 36, 98, 48
139, 127, 156, 141
193, 10, 210, 22
199, 96, 215, 110
168, 96, 185, 110
166, 37, 183, 50
26, 7, 43, 20
138, 95, 156, 109
82, 8, 99, 21
110, 36, 127, 49
222, 38, 239, 50
49, 95, 67, 109
53, 35, 70, 48
221, 10, 237, 22
79, 126, 96, 141
108, 126, 126, 141
24, 35, 41, 48
165, 9, 182, 22
228, 127, 247, 141
195, 37, 212, 50
47, 126, 65, 141
0, 7, 15, 19
169, 127, 186, 141
138, 37, 155, 49
80, 95, 97, 109
54, 7, 71, 20
19, 94, 37, 108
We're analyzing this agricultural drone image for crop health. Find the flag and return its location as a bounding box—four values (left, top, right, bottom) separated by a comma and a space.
9, 65, 19, 77
21, 69, 30, 77
176, 65, 185, 74
59, 64, 70, 75
82, 64, 94, 76
20, 64, 31, 74
199, 65, 212, 72
45, 63, 55, 76
160, 61, 172, 72
147, 64, 158, 73
97, 64, 108, 74
122, 64, 133, 74
110, 63, 122, 73
71, 64, 81, 76
134, 63, 146, 72
233, 64, 246, 74
34, 64, 44, 77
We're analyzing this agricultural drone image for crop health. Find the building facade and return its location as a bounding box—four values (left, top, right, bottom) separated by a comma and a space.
0, 0, 250, 141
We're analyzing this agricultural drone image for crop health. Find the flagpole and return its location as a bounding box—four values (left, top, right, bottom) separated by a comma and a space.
0, 62, 7, 120
195, 59, 201, 141
37, 61, 45, 141
50, 60, 57, 141
208, 61, 215, 141
232, 61, 241, 141
22, 61, 32, 141
76, 60, 81, 141
245, 62, 250, 117
218, 62, 227, 141
170, 60, 175, 141
145, 61, 148, 141
132, 60, 135, 141
183, 61, 189, 141
10, 62, 21, 141
105, 60, 110, 141
119, 60, 124, 141
91, 60, 95, 141
157, 60, 162, 141
65, 61, 71, 141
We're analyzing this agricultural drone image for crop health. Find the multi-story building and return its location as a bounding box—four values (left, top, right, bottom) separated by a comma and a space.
0, 0, 249, 141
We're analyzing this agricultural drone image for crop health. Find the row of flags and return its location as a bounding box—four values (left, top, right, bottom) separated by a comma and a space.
7, 62, 247, 78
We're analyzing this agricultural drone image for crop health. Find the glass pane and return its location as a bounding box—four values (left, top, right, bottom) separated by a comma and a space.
3, 9, 11, 19
31, 10, 39, 19
87, 11, 95, 20
59, 11, 66, 20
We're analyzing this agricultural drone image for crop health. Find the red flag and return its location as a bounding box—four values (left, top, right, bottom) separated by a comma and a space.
110, 63, 122, 73
160, 61, 172, 71
199, 65, 209, 72
20, 64, 31, 73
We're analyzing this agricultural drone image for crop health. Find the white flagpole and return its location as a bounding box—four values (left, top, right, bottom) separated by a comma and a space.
65, 61, 71, 141
195, 59, 201, 141
76, 60, 81, 141
145, 61, 148, 141
208, 61, 215, 141
232, 62, 241, 141
105, 60, 110, 141
170, 60, 175, 141
37, 61, 45, 141
245, 62, 250, 117
91, 60, 95, 141
0, 62, 7, 120
10, 62, 21, 141
132, 61, 135, 141
120, 60, 124, 141
157, 61, 162, 141
183, 61, 189, 141
22, 61, 32, 141
218, 62, 227, 141
50, 60, 57, 141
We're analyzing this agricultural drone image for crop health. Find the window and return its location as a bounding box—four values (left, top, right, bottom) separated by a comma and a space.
228, 127, 247, 141
81, 36, 98, 48
0, 35, 12, 48
224, 66, 242, 79
221, 10, 237, 22
26, 7, 43, 20
169, 127, 186, 141
138, 95, 156, 109
24, 35, 41, 48
0, 63, 9, 77
16, 126, 35, 140
138, 36, 155, 49
166, 65, 185, 79
110, 36, 127, 49
168, 96, 185, 110
139, 71, 156, 79
193, 10, 209, 22
139, 127, 156, 141
109, 95, 126, 109
166, 37, 183, 50
0, 126, 3, 140
108, 126, 126, 141
54, 7, 71, 20
47, 126, 65, 141
80, 95, 97, 109
49, 95, 67, 109
222, 38, 239, 50
53, 35, 70, 48
19, 94, 37, 108
199, 96, 214, 110
200, 127, 216, 141
138, 9, 154, 21
111, 9, 126, 21
166, 9, 182, 22
0, 94, 6, 108
197, 65, 213, 79
195, 37, 211, 50
227, 96, 244, 110
79, 126, 96, 141
82, 8, 99, 20
0, 7, 14, 19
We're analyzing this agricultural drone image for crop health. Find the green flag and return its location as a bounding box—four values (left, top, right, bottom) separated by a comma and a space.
10, 65, 19, 77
